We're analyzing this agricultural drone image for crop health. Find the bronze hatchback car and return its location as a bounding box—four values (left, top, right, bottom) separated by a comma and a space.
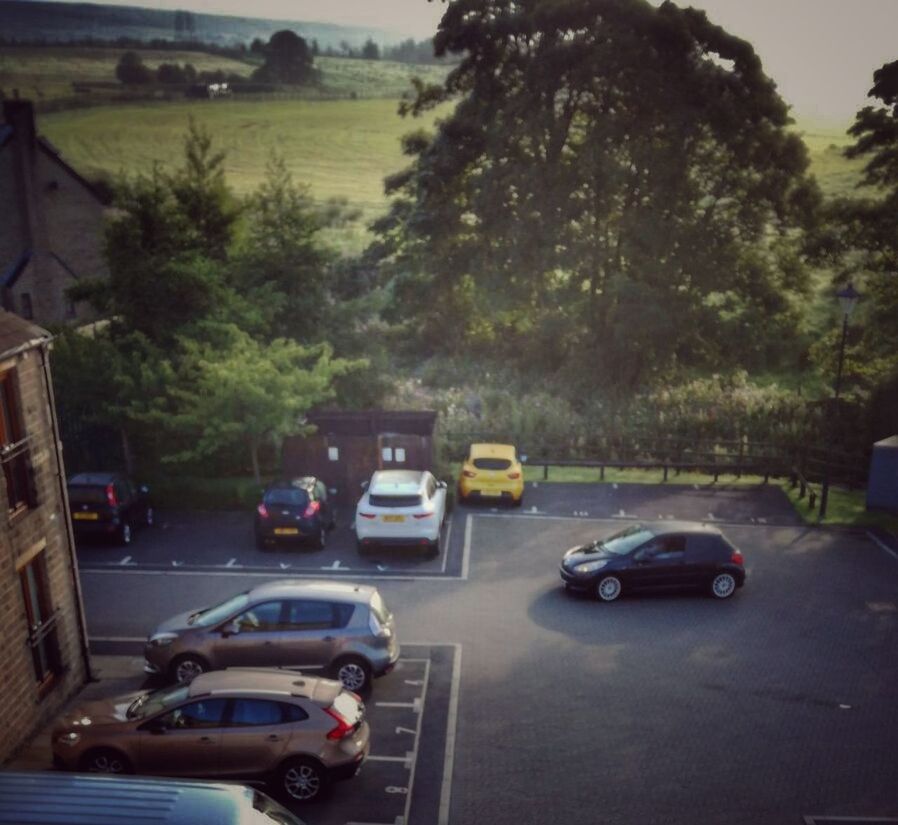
52, 668, 370, 803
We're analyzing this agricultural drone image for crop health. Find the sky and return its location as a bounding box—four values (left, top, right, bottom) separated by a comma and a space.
47, 0, 898, 124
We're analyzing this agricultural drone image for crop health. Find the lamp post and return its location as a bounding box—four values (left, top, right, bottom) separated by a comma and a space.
819, 282, 860, 519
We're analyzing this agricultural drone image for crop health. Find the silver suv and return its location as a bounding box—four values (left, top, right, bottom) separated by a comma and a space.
51, 668, 369, 803
144, 580, 399, 693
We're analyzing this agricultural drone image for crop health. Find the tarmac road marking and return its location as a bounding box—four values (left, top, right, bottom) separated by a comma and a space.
118, 556, 133, 566
224, 558, 241, 568
89, 636, 145, 643
375, 701, 419, 710
867, 530, 898, 562
439, 517, 453, 574
439, 643, 462, 825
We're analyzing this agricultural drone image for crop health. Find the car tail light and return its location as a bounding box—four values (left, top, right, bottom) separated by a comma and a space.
462, 470, 477, 478
359, 512, 376, 520
731, 550, 744, 566
257, 503, 269, 519
324, 706, 354, 740
507, 471, 521, 479
303, 500, 321, 518
413, 512, 432, 519
105, 484, 117, 507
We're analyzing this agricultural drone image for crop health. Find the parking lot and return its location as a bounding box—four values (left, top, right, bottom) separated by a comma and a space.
76, 482, 898, 825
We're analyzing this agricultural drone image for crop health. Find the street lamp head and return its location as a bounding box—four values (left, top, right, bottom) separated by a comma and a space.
836, 283, 860, 318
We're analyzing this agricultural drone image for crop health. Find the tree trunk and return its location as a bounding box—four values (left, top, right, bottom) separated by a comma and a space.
120, 428, 135, 476
249, 436, 261, 486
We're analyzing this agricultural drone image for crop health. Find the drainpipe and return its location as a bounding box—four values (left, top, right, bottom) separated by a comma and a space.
38, 339, 94, 683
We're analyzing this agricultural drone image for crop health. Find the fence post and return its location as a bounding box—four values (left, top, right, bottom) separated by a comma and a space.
663, 465, 668, 482
600, 465, 605, 481
543, 464, 548, 481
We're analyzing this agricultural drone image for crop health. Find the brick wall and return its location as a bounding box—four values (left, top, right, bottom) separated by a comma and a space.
0, 341, 89, 765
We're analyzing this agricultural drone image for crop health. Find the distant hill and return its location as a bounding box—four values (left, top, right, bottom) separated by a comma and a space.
0, 0, 407, 48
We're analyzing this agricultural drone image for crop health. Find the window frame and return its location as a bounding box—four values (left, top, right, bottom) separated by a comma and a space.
19, 550, 62, 696
1, 367, 37, 517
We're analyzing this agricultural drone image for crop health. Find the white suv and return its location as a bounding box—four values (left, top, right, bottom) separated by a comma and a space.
355, 470, 448, 556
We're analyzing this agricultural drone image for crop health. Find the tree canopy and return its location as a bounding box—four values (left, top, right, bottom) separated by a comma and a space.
375, 0, 819, 392
253, 30, 318, 85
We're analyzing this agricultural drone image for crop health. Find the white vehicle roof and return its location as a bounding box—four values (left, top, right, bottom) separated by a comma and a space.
369, 469, 426, 495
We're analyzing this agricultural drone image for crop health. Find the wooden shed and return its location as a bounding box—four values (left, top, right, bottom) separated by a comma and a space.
282, 410, 438, 504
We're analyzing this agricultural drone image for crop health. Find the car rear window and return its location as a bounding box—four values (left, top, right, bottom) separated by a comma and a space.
472, 457, 512, 470
369, 591, 391, 624
68, 486, 108, 505
265, 488, 310, 507
369, 494, 422, 508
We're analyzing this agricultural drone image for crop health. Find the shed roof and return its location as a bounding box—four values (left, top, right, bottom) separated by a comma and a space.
0, 309, 50, 359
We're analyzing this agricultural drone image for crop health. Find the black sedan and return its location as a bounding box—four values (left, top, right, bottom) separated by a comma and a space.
67, 472, 153, 546
559, 522, 746, 601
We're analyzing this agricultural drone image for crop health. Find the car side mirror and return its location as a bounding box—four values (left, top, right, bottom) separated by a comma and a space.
437, 480, 448, 489
360, 480, 369, 490
328, 487, 337, 495
633, 549, 647, 562
520, 454, 528, 463
139, 485, 149, 495
221, 621, 240, 637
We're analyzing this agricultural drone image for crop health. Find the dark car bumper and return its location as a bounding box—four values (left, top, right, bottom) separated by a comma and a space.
559, 565, 597, 591
71, 519, 120, 538
256, 517, 322, 541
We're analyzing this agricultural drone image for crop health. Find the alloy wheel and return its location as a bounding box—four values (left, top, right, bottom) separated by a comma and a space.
337, 660, 368, 692
597, 576, 622, 602
174, 657, 205, 683
283, 762, 322, 801
711, 573, 736, 599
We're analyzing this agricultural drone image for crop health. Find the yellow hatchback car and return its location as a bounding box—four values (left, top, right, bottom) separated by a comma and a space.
458, 443, 524, 506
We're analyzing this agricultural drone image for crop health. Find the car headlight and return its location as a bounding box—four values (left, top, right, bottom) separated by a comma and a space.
148, 632, 177, 647
56, 731, 81, 746
573, 560, 609, 574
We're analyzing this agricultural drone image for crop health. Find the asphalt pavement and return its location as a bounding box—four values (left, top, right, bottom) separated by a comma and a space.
23, 482, 898, 824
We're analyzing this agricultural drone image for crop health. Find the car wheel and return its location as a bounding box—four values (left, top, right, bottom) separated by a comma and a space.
170, 653, 208, 684
356, 538, 367, 556
427, 537, 440, 558
512, 495, 523, 508
710, 572, 737, 599
333, 656, 371, 693
79, 748, 132, 775
314, 525, 327, 550
596, 575, 623, 602
278, 757, 327, 803
145, 507, 154, 527
118, 521, 132, 546
255, 530, 268, 551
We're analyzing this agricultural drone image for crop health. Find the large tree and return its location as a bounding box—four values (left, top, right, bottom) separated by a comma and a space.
375, 0, 818, 391
253, 30, 317, 85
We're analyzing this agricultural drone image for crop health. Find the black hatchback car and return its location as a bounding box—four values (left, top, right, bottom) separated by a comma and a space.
559, 522, 745, 601
67, 472, 153, 546
255, 477, 336, 550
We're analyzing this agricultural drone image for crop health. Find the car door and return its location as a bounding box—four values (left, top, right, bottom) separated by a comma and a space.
137, 698, 227, 777
627, 535, 688, 590
279, 599, 342, 672
216, 699, 296, 777
684, 534, 723, 588
206, 600, 285, 668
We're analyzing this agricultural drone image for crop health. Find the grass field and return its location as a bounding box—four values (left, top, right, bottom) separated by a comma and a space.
0, 45, 449, 102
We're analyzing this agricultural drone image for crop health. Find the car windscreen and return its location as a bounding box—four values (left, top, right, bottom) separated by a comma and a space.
193, 592, 251, 627
67, 486, 108, 505
472, 457, 512, 470
265, 488, 310, 508
597, 526, 656, 556
127, 684, 189, 720
369, 494, 422, 508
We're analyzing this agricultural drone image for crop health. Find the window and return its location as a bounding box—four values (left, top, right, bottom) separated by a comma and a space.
285, 600, 336, 630
0, 368, 36, 515
161, 699, 227, 729
264, 488, 309, 508
235, 601, 284, 631
382, 447, 393, 462
19, 551, 62, 692
19, 293, 33, 320
229, 699, 288, 726
328, 446, 339, 461
642, 536, 686, 561
394, 447, 406, 463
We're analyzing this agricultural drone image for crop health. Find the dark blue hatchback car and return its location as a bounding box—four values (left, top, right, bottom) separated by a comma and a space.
560, 521, 746, 602
254, 476, 336, 550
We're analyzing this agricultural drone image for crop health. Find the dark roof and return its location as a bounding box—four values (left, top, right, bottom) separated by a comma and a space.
37, 137, 105, 202
308, 409, 437, 437
0, 309, 50, 358
2, 250, 31, 288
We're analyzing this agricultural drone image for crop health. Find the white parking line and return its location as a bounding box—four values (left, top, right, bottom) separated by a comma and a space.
461, 515, 472, 580
89, 636, 145, 643
867, 530, 898, 562
439, 643, 462, 825
440, 517, 454, 574
401, 658, 430, 825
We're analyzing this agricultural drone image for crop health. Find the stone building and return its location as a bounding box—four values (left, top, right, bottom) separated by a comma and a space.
0, 310, 90, 765
0, 98, 106, 326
